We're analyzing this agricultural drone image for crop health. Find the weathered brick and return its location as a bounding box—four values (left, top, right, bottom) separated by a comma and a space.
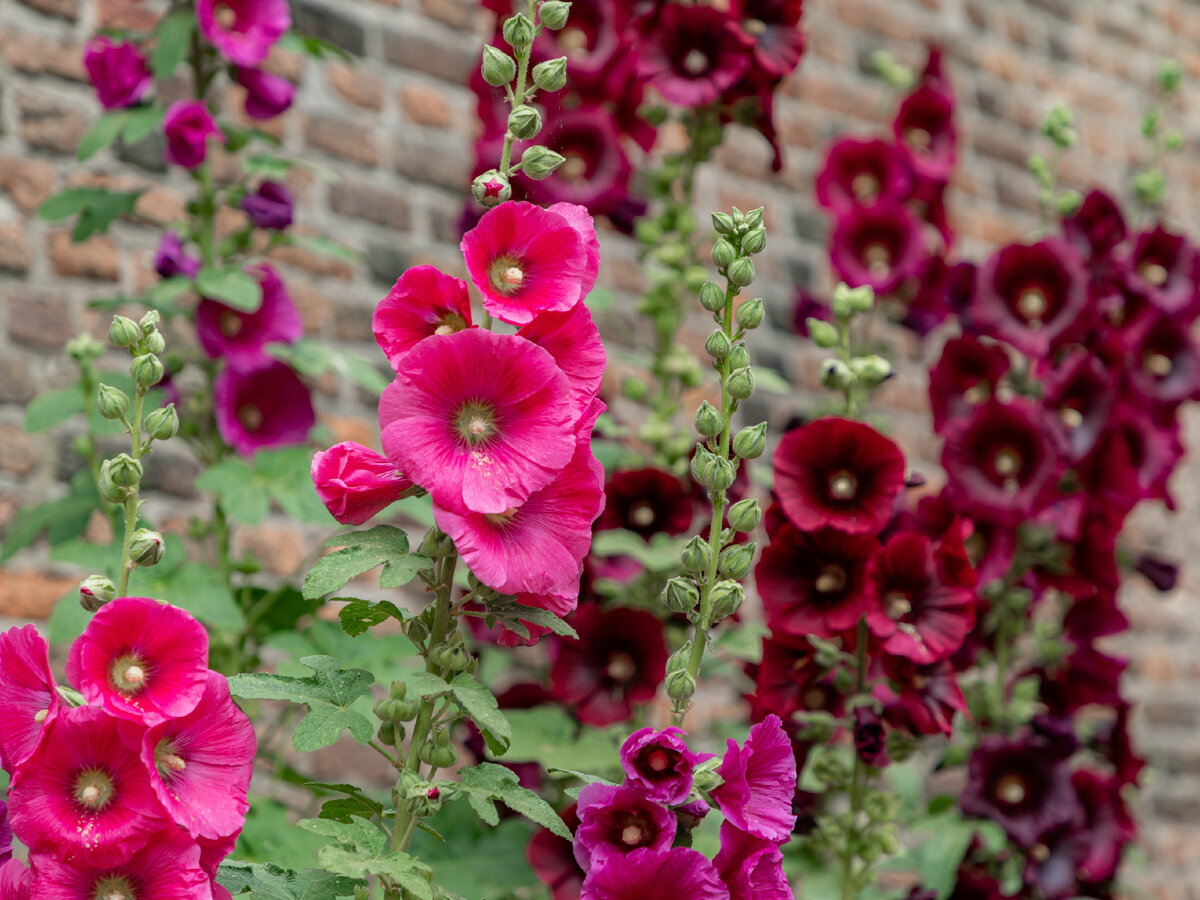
0, 31, 87, 81
0, 425, 39, 476
393, 135, 470, 191
48, 231, 120, 282
14, 0, 77, 19
0, 569, 77, 620
18, 93, 89, 155
6, 291, 76, 349
0, 223, 32, 276
400, 82, 453, 127
0, 154, 54, 214
383, 28, 475, 83
418, 0, 481, 30
0, 353, 36, 404
135, 186, 188, 226
328, 179, 411, 230
96, 0, 158, 29
292, 1, 367, 56
303, 114, 379, 167
328, 63, 384, 110
268, 239, 356, 280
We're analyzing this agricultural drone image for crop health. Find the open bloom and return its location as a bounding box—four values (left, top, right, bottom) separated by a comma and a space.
573, 783, 676, 871
529, 804, 585, 900
373, 266, 473, 370
0, 801, 9, 863
816, 138, 913, 213
893, 83, 956, 182
634, 5, 751, 107
0, 860, 30, 900
517, 299, 606, 417
83, 38, 151, 110
197, 0, 290, 67
581, 847, 730, 900
214, 360, 315, 456
29, 830, 211, 900
619, 727, 707, 806
235, 67, 296, 120
154, 232, 201, 280
163, 100, 223, 169
196, 264, 302, 370
731, 0, 805, 77
0, 625, 60, 776
711, 715, 797, 842
598, 468, 694, 539
241, 180, 293, 231
713, 823, 792, 900
830, 202, 929, 295
927, 334, 1010, 432
312, 441, 414, 525
1122, 225, 1200, 315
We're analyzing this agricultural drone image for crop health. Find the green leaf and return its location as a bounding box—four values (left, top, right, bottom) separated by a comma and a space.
752, 366, 792, 395
254, 447, 333, 524
300, 819, 432, 899
402, 671, 450, 699
450, 673, 511, 756
268, 339, 390, 395
129, 562, 246, 631
494, 707, 623, 775
218, 861, 360, 900
460, 763, 571, 839
304, 525, 430, 600
245, 153, 339, 183
121, 105, 167, 146
407, 803, 538, 898
77, 111, 129, 161
39, 188, 142, 241
308, 782, 386, 823
39, 187, 109, 220
228, 655, 375, 752
0, 474, 98, 562
337, 598, 410, 637
279, 30, 355, 61
478, 594, 577, 640
24, 387, 84, 432
151, 10, 195, 78
589, 529, 690, 573
196, 458, 272, 525
195, 267, 263, 311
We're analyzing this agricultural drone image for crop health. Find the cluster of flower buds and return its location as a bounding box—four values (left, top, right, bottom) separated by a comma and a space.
807, 283, 895, 413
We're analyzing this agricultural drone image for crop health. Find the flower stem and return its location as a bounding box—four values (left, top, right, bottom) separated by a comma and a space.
839, 618, 870, 900
116, 385, 146, 597
498, 0, 536, 179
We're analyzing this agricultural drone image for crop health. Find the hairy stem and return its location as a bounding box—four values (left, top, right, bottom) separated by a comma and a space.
116, 386, 146, 597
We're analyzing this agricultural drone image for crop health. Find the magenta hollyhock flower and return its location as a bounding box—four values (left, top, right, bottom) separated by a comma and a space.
83, 38, 152, 110
196, 264, 303, 370
10, 705, 165, 866
598, 468, 693, 539
0, 625, 60, 777
197, 0, 290, 67
634, 5, 751, 108
154, 232, 201, 280
198, 830, 240, 881
214, 360, 316, 457
529, 804, 585, 900
581, 847, 730, 900
0, 860, 30, 900
774, 417, 905, 536
893, 84, 956, 182
461, 201, 593, 326
235, 67, 296, 120
373, 266, 473, 370
380, 328, 576, 515
731, 0, 805, 77
163, 100, 223, 169
829, 202, 929, 295
816, 138, 914, 213
1039, 349, 1116, 461
242, 180, 293, 231
547, 202, 601, 297
619, 727, 707, 806
1062, 188, 1127, 260
712, 715, 797, 842
1127, 312, 1200, 408
517, 302, 606, 417
713, 823, 791, 900
573, 783, 676, 872
312, 441, 415, 525
1122, 225, 1200, 315
927, 334, 1010, 432
0, 800, 9, 863
67, 597, 209, 725
29, 830, 211, 899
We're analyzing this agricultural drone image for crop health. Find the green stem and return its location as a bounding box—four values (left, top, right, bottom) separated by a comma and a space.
77, 360, 118, 519
498, 0, 536, 179
116, 386, 146, 597
196, 161, 216, 268
839, 619, 870, 900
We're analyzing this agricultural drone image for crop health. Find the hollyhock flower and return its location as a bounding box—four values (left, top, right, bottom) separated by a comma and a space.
0, 861, 30, 900
0, 801, 9, 863
242, 180, 293, 231
1039, 349, 1117, 460
830, 202, 929, 295
751, 636, 843, 732
1039, 644, 1127, 717
948, 868, 1005, 900
461, 201, 593, 326
154, 232, 201, 280
312, 441, 414, 525
793, 289, 832, 336
893, 84, 956, 182
530, 0, 634, 93
197, 0, 290, 66
1062, 189, 1127, 260
196, 264, 302, 370
960, 733, 1081, 848
1122, 225, 1200, 315
198, 830, 240, 880
853, 707, 890, 768
968, 239, 1091, 358
1094, 703, 1145, 788
634, 5, 751, 107
573, 783, 676, 871
880, 656, 968, 737
29, 831, 211, 899
1127, 312, 1200, 408
619, 727, 707, 806
731, 0, 805, 77
713, 822, 791, 900
547, 202, 601, 296
549, 605, 668, 727
214, 360, 315, 456
236, 67, 296, 120
373, 266, 473, 370
1078, 406, 1182, 514
927, 334, 1010, 432
380, 329, 576, 514
712, 715, 797, 842
774, 417, 905, 536
517, 301, 606, 416
0, 625, 59, 775
67, 597, 208, 725
757, 523, 877, 640
163, 100, 223, 169
598, 468, 693, 539
10, 705, 165, 866
717, 66, 788, 170
529, 804, 585, 900
816, 138, 913, 213
1135, 553, 1178, 592
83, 38, 152, 110
581, 847, 729, 900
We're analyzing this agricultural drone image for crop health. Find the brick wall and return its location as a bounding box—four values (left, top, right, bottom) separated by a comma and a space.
2, 0, 1200, 895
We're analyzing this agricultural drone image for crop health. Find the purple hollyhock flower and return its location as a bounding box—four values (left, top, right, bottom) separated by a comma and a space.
154, 232, 201, 280
242, 180, 294, 231
893, 83, 956, 183
731, 0, 805, 78
927, 334, 1010, 433
1127, 311, 1200, 409
236, 67, 297, 120
1038, 349, 1116, 461
816, 138, 914, 213
214, 359, 315, 457
711, 715, 797, 842
1135, 553, 1178, 592
829, 202, 929, 295
619, 727, 709, 806
196, 264, 303, 370
163, 100, 223, 169
197, 0, 290, 67
1122, 224, 1200, 315
880, 656, 968, 737
83, 37, 152, 110
713, 822, 791, 900
581, 847, 730, 900
634, 5, 752, 108
573, 783, 676, 872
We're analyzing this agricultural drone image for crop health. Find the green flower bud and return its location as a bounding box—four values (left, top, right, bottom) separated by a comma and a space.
130, 354, 164, 388
735, 297, 764, 330
471, 170, 512, 207
708, 579, 745, 621
107, 453, 143, 488
96, 383, 130, 421
741, 227, 766, 255
128, 528, 165, 566
481, 45, 517, 86
732, 421, 767, 459
638, 418, 672, 446
711, 212, 735, 235
1056, 189, 1083, 215
633, 218, 663, 246
849, 354, 894, 387
1160, 57, 1183, 93
681, 535, 714, 573
820, 358, 856, 390
707, 456, 736, 492
502, 13, 535, 47
373, 697, 402, 720
538, 0, 571, 30
718, 543, 755, 580
711, 238, 737, 269
807, 318, 840, 348
420, 730, 458, 769
699, 280, 725, 313
726, 366, 755, 400
726, 498, 762, 532
139, 309, 161, 334
885, 731, 918, 763
389, 680, 408, 701
683, 265, 709, 293
406, 617, 430, 645
79, 574, 116, 612
689, 443, 717, 485
67, 333, 104, 363
434, 643, 471, 673
143, 403, 179, 441
519, 145, 566, 179
864, 792, 901, 822
98, 460, 125, 503
812, 752, 849, 787
507, 104, 542, 140
832, 283, 874, 318
662, 577, 700, 616
665, 669, 696, 704
727, 343, 750, 370
795, 710, 838, 743
726, 257, 755, 287
377, 720, 405, 746
142, 331, 166, 355
531, 56, 568, 92
704, 328, 732, 359
694, 400, 722, 437
109, 315, 142, 348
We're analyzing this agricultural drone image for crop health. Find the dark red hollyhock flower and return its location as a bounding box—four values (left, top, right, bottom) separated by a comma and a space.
830, 202, 929, 295
894, 255, 953, 337
573, 783, 676, 871
878, 655, 967, 737
774, 417, 906, 536
1039, 644, 1127, 717
947, 868, 1006, 900
892, 83, 956, 183
1122, 225, 1200, 315
863, 531, 977, 665
960, 733, 1082, 848
549, 605, 668, 727
718, 65, 789, 171
599, 468, 694, 538
750, 636, 844, 736
757, 523, 877, 640
1077, 405, 1183, 515
1038, 349, 1117, 461
532, 0, 637, 97
1091, 702, 1145, 788
941, 398, 1067, 527
909, 173, 954, 249
927, 334, 1010, 433
968, 239, 1091, 359
731, 0, 804, 77
815, 138, 914, 214
529, 804, 585, 900
1062, 189, 1127, 261
634, 5, 752, 108
853, 706, 890, 768
1127, 312, 1200, 409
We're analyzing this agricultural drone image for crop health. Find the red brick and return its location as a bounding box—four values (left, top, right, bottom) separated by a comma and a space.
0, 154, 54, 214
0, 31, 87, 81
18, 93, 89, 156
135, 186, 188, 226
14, 0, 77, 19
303, 115, 379, 167
419, 0, 481, 29
328, 63, 384, 111
0, 223, 32, 276
329, 179, 411, 230
48, 231, 120, 282
96, 0, 158, 30
400, 81, 455, 127
267, 239, 356, 280
6, 291, 76, 349
0, 425, 39, 476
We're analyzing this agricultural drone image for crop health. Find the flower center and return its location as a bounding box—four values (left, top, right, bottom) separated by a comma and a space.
904, 127, 932, 152
851, 172, 880, 202
744, 18, 767, 36
682, 49, 710, 75
995, 773, 1027, 806
815, 564, 847, 594
455, 402, 497, 446
1016, 287, 1047, 321
34, 708, 49, 722
1139, 260, 1169, 287
620, 823, 645, 846
992, 447, 1021, 477
433, 312, 468, 337
218, 310, 244, 338
1144, 352, 1173, 377
606, 652, 637, 683
646, 749, 670, 772
629, 503, 656, 528
94, 878, 136, 900
1060, 406, 1084, 428
487, 256, 527, 296
561, 153, 588, 183
559, 27, 588, 57
483, 507, 519, 527
214, 3, 237, 30
885, 591, 912, 619
74, 768, 116, 811
109, 653, 149, 695
238, 404, 264, 433
829, 471, 858, 500
154, 740, 187, 780
863, 242, 891, 276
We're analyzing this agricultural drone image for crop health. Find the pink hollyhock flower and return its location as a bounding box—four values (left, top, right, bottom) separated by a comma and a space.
711, 715, 797, 842
154, 232, 201, 280
713, 823, 791, 900
10, 705, 165, 866
235, 67, 296, 120
197, 0, 290, 67
0, 800, 9, 863
1122, 225, 1200, 315
380, 328, 576, 514
517, 302, 606, 417
0, 625, 59, 776
830, 202, 929, 295
29, 830, 211, 899
214, 360, 315, 456
119, 671, 256, 840
816, 138, 914, 213
634, 5, 751, 108
731, 0, 805, 77
373, 266, 473, 370
0, 860, 30, 900
198, 829, 241, 880
893, 84, 956, 183
196, 264, 303, 370
619, 727, 708, 806
573, 783, 676, 872
312, 441, 415, 525
83, 38, 151, 110
241, 180, 293, 231
461, 201, 594, 326
67, 597, 209, 725
774, 417, 905, 536
163, 100, 223, 169
547, 202, 600, 297
581, 847, 729, 900
529, 804, 584, 900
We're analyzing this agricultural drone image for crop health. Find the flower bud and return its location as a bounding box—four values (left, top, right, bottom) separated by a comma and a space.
711, 238, 737, 270
708, 578, 744, 621
683, 265, 709, 293
832, 283, 874, 318
699, 280, 725, 312
711, 212, 735, 235
885, 731, 918, 763
704, 328, 731, 359
538, 1, 571, 30
109, 315, 142, 348
849, 354, 894, 387
706, 457, 736, 493
139, 309, 161, 334
130, 354, 164, 388
622, 376, 647, 401
727, 343, 750, 370
681, 535, 714, 574
795, 710, 837, 743
481, 45, 517, 86
727, 497, 762, 532
128, 529, 165, 566
507, 105, 542, 140
502, 13, 535, 47
471, 170, 512, 207
107, 453, 143, 488
519, 145, 565, 179
406, 617, 430, 645
377, 720, 405, 746
96, 383, 130, 421
689, 443, 717, 484
666, 669, 696, 704
820, 359, 856, 391
531, 56, 568, 92
807, 318, 840, 349
718, 543, 755, 580
98, 460, 125, 503
694, 400, 722, 437
420, 730, 458, 769
419, 527, 455, 559
812, 752, 849, 787
726, 366, 755, 400
732, 422, 767, 461
67, 334, 104, 363
727, 257, 756, 287
735, 297, 764, 330
143, 403, 179, 442
143, 331, 167, 356
79, 574, 116, 612
661, 577, 699, 616
741, 227, 766, 255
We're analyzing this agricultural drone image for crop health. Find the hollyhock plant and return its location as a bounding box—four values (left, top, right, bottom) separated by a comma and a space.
241, 180, 294, 231
598, 468, 694, 539
196, 0, 291, 67
634, 5, 751, 108
1039, 349, 1117, 461
195, 265, 303, 370
816, 138, 914, 213
29, 831, 212, 899
83, 38, 152, 110
0, 625, 60, 775
312, 441, 415, 525
573, 783, 677, 871
153, 232, 201, 280
1122, 225, 1200, 315
892, 83, 956, 182
163, 100, 224, 169
235, 67, 296, 120
619, 727, 708, 806
732, 0, 806, 77
529, 805, 585, 900
713, 822, 792, 900
1063, 189, 1127, 260
581, 847, 730, 900
67, 597, 209, 725
213, 359, 316, 457
829, 202, 929, 295
711, 715, 798, 842
1126, 312, 1200, 408
372, 266, 473, 369
517, 302, 607, 416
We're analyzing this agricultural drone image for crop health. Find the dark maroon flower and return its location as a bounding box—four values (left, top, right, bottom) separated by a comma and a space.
242, 180, 294, 231
948, 868, 1005, 900
634, 5, 752, 108
730, 0, 804, 77
1062, 189, 1127, 260
879, 656, 968, 737
573, 783, 676, 872
236, 67, 296, 120
196, 264, 302, 370
1135, 553, 1178, 592
893, 83, 956, 182
793, 289, 831, 336
816, 138, 913, 213
1039, 349, 1117, 461
1077, 405, 1182, 515
529, 804, 584, 900
1122, 225, 1200, 315
1093, 703, 1145, 788
829, 202, 929, 295
1127, 312, 1200, 409
927, 334, 1010, 433
154, 232, 201, 280
1039, 643, 1127, 717
619, 727, 708, 806
853, 707, 890, 768
214, 360, 315, 457
598, 468, 693, 539
750, 636, 843, 733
